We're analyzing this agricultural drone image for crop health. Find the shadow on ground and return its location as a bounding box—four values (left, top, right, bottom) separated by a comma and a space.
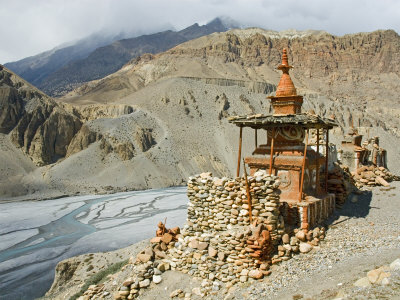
326, 190, 373, 227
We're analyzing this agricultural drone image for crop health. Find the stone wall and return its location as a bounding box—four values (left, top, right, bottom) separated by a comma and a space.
162, 170, 331, 284
164, 170, 284, 283
186, 171, 283, 243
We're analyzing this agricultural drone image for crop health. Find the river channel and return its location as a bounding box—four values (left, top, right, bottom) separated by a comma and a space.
0, 187, 188, 300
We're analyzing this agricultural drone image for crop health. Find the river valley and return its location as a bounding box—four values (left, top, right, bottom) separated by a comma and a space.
0, 187, 187, 300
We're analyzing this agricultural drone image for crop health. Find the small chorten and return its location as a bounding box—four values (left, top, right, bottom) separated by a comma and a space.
268, 49, 303, 115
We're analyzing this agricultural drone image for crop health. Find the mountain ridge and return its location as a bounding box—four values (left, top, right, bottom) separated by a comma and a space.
5, 18, 236, 97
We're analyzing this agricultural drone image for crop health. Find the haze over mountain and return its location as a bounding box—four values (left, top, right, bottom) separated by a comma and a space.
1, 27, 400, 200
4, 32, 127, 91
5, 18, 237, 97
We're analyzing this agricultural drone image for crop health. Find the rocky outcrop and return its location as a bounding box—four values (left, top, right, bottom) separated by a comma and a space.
0, 65, 41, 133
0, 65, 82, 166
0, 85, 24, 133
49, 260, 81, 295
135, 128, 156, 152
170, 29, 400, 74
66, 120, 156, 161
65, 104, 134, 121
11, 98, 82, 166
66, 124, 102, 157
181, 77, 276, 95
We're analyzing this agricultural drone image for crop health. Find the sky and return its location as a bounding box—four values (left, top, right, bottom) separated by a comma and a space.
1, 0, 400, 63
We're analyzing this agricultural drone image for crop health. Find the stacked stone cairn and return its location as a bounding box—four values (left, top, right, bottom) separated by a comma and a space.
185, 171, 282, 238
327, 165, 353, 208
173, 171, 282, 282
352, 165, 399, 188
79, 284, 106, 299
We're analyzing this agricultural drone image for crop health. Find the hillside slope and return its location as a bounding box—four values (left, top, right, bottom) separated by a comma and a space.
2, 28, 400, 199
0, 65, 82, 197
55, 28, 400, 194
66, 28, 400, 133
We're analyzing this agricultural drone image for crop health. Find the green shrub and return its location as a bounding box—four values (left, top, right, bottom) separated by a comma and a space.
69, 259, 128, 300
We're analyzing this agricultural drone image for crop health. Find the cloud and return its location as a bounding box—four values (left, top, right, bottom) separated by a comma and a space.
0, 0, 399, 63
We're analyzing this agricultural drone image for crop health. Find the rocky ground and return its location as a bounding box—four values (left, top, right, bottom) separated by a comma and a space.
44, 181, 400, 300
244, 183, 400, 300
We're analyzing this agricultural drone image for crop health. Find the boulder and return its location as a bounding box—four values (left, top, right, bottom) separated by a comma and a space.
218, 252, 226, 261
122, 278, 134, 287
248, 269, 263, 279
353, 277, 371, 288
137, 254, 152, 263
240, 269, 249, 276
282, 234, 290, 244
299, 243, 313, 253
157, 262, 170, 272
197, 242, 209, 251
152, 275, 162, 284
390, 258, 400, 271
144, 248, 155, 260
155, 250, 166, 259
367, 268, 382, 283
161, 233, 174, 244
208, 247, 218, 257
150, 237, 162, 243
139, 279, 150, 288
375, 176, 389, 187
170, 289, 183, 298
295, 231, 306, 242
188, 239, 199, 249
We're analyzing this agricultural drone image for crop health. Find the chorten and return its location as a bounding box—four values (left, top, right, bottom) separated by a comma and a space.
228, 49, 337, 230
268, 48, 303, 115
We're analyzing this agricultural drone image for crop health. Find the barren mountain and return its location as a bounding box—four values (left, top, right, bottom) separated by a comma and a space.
63, 27, 400, 149
1, 28, 400, 200
66, 28, 400, 130
6, 18, 234, 97
4, 32, 126, 90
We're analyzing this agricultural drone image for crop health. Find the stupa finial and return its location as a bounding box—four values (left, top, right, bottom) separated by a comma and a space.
275, 49, 296, 97
281, 48, 289, 66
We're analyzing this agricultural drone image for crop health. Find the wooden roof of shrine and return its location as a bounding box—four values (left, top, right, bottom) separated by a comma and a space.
228, 113, 338, 130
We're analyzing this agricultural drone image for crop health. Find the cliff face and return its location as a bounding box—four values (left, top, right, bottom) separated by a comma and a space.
10, 99, 82, 165
0, 65, 42, 133
0, 66, 82, 166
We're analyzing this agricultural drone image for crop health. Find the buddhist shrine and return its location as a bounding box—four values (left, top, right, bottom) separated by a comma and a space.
340, 131, 387, 172
229, 49, 338, 231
